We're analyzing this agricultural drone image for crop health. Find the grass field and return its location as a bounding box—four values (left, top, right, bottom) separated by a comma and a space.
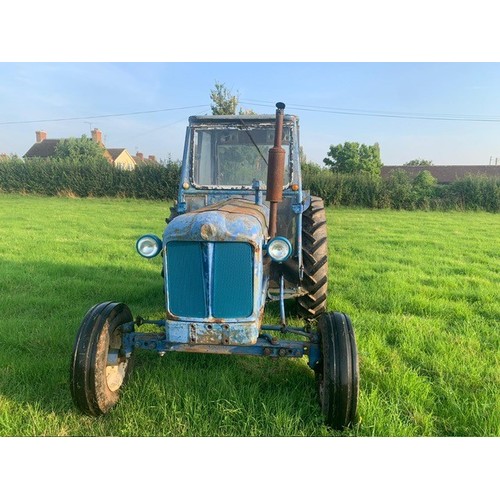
0, 193, 498, 436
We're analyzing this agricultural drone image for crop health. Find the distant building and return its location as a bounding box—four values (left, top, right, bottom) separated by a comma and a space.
24, 131, 72, 159
107, 149, 136, 170
133, 152, 159, 165
23, 129, 137, 170
381, 165, 500, 184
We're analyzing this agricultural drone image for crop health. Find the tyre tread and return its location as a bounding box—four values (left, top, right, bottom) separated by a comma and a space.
297, 196, 329, 319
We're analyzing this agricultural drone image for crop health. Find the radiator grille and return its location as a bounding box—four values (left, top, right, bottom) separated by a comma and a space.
166, 241, 253, 319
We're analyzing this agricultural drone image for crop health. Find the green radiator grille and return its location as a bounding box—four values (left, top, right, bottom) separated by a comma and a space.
166, 241, 253, 319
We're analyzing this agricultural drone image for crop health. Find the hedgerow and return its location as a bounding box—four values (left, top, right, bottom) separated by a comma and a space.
0, 158, 498, 212
302, 163, 499, 212
0, 157, 180, 201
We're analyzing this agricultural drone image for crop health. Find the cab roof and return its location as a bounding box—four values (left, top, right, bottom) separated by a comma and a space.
188, 114, 297, 126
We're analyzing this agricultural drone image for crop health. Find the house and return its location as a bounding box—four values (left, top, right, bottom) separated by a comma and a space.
23, 129, 136, 170
381, 165, 500, 184
24, 131, 69, 159
133, 152, 159, 165
107, 148, 136, 170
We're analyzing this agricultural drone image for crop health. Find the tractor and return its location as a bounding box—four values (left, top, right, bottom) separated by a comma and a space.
70, 102, 359, 430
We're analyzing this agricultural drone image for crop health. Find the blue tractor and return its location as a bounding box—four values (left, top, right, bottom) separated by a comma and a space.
70, 103, 359, 430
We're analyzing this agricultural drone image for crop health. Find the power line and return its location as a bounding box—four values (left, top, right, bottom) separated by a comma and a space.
240, 99, 500, 123
0, 104, 210, 126
125, 116, 191, 143
3, 97, 500, 129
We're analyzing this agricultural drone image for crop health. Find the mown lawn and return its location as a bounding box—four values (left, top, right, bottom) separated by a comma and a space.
0, 194, 498, 436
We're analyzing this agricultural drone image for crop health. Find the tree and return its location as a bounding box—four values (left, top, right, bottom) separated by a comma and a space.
210, 81, 239, 115
413, 169, 437, 190
54, 135, 108, 163
238, 107, 256, 115
403, 158, 434, 166
323, 141, 382, 176
209, 81, 255, 115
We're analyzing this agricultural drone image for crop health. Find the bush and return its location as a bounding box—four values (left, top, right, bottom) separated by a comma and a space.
303, 165, 498, 212
303, 166, 342, 206
340, 173, 384, 208
412, 170, 438, 210
384, 170, 415, 209
0, 158, 181, 200
303, 166, 383, 208
437, 175, 500, 212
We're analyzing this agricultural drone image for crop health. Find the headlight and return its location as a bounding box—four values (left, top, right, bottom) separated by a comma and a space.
136, 234, 162, 259
266, 236, 292, 262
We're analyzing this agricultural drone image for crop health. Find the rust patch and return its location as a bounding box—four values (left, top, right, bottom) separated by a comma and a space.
190, 198, 269, 233
190, 323, 223, 344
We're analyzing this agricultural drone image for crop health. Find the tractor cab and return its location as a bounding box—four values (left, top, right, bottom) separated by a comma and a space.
171, 114, 304, 250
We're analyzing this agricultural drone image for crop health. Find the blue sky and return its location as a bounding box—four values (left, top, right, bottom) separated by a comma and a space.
2, 62, 500, 166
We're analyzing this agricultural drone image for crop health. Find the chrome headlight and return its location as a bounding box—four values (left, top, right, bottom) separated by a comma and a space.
266, 236, 292, 262
136, 234, 162, 259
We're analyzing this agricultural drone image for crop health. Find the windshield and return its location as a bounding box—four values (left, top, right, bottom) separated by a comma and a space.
191, 126, 292, 187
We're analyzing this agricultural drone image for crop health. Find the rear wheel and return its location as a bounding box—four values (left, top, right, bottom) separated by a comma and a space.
316, 312, 359, 429
297, 196, 328, 319
166, 204, 179, 223
70, 302, 135, 416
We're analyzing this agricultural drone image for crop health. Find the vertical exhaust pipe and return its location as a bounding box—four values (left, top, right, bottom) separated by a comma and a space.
266, 102, 286, 238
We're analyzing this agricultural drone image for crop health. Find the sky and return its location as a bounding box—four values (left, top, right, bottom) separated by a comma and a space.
2, 62, 500, 166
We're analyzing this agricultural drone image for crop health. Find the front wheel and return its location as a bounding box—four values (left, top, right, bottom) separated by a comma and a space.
70, 301, 135, 416
316, 312, 359, 429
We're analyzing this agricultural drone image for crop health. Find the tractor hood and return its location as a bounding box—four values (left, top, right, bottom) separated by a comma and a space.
164, 198, 269, 245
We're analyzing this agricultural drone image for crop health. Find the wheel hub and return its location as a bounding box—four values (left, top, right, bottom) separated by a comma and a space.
106, 349, 127, 392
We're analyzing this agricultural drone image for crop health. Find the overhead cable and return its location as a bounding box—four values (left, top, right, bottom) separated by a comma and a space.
0, 104, 210, 126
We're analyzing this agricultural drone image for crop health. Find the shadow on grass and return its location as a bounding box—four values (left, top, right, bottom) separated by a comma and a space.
118, 349, 322, 436
0, 260, 163, 415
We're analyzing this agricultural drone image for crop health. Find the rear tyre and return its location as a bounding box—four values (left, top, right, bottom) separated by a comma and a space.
166, 204, 179, 223
297, 196, 328, 319
316, 312, 359, 429
70, 301, 135, 416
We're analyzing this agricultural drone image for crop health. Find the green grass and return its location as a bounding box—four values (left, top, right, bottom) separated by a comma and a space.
0, 194, 498, 436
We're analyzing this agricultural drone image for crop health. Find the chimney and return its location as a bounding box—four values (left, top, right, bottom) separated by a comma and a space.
148, 155, 156, 162
136, 152, 144, 161
91, 128, 103, 145
36, 131, 47, 143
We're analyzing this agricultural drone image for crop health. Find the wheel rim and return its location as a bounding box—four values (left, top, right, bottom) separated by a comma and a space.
106, 349, 128, 392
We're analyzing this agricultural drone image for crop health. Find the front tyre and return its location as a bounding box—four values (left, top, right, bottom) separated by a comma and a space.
316, 312, 359, 429
70, 302, 134, 416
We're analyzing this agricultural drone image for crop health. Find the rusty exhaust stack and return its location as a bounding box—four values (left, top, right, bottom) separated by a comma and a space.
266, 102, 286, 238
